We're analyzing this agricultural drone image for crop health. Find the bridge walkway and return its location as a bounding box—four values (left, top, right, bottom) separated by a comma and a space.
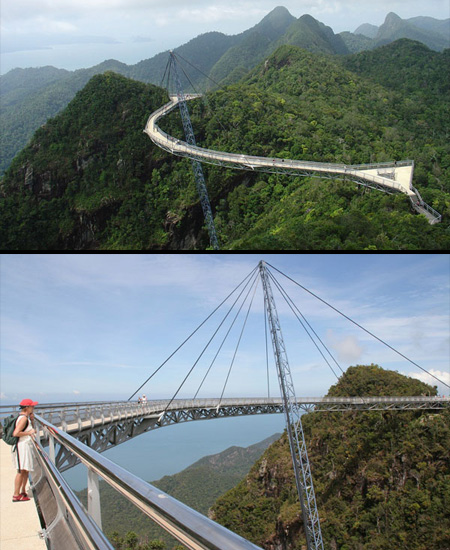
0, 440, 46, 550
144, 95, 442, 224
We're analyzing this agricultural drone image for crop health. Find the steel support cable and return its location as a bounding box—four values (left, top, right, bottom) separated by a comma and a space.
268, 270, 340, 380
163, 270, 261, 413
173, 52, 222, 89
193, 271, 261, 399
266, 262, 450, 390
173, 59, 232, 146
127, 266, 258, 401
171, 52, 232, 139
268, 267, 370, 411
172, 50, 261, 139
218, 276, 260, 406
160, 56, 171, 89
264, 302, 271, 399
176, 57, 201, 96
267, 269, 344, 379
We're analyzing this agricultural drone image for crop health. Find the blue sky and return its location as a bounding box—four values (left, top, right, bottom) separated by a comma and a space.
1, 253, 449, 405
1, 0, 449, 74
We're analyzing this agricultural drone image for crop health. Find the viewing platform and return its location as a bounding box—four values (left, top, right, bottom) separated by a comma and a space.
0, 440, 46, 550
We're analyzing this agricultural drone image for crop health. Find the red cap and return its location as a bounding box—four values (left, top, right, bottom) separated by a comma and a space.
19, 399, 38, 407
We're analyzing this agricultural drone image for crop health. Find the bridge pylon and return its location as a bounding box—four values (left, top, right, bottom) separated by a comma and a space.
167, 52, 220, 250
259, 261, 324, 550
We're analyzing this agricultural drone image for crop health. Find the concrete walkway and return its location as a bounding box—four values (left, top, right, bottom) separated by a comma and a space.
0, 440, 46, 550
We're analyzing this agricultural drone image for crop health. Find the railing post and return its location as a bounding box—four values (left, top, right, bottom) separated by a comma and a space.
88, 468, 102, 530
49, 433, 56, 464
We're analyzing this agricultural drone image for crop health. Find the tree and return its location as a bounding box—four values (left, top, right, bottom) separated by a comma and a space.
124, 532, 139, 550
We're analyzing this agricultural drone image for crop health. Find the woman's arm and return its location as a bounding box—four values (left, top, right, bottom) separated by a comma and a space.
13, 416, 35, 437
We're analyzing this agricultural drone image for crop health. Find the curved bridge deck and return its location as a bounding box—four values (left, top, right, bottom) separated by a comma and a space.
2, 396, 448, 471
36, 395, 450, 430
144, 96, 441, 223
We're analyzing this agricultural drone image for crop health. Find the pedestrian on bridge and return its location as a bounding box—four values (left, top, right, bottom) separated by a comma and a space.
11, 398, 37, 502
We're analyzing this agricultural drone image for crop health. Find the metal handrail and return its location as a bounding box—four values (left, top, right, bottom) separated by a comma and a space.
31, 434, 114, 550
411, 199, 442, 222
350, 160, 413, 170
34, 414, 263, 550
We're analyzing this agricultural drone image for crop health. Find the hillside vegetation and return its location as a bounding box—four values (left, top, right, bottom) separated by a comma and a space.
211, 365, 449, 550
76, 435, 279, 548
1, 41, 449, 250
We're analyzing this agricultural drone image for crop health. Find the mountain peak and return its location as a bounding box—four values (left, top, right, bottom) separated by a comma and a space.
255, 6, 296, 39
385, 12, 402, 23
380, 13, 404, 33
374, 12, 448, 50
266, 6, 293, 19
299, 13, 320, 26
354, 23, 378, 38
280, 13, 348, 55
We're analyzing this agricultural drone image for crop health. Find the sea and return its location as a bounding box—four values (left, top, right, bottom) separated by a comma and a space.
62, 413, 286, 490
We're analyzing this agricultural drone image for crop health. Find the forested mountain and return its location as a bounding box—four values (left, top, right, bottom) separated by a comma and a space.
372, 12, 449, 51
208, 6, 296, 83
210, 365, 449, 550
0, 59, 132, 174
277, 14, 348, 54
154, 433, 281, 515
354, 23, 378, 39
1, 40, 449, 250
1, 8, 448, 173
346, 12, 450, 53
354, 12, 450, 42
77, 434, 279, 547
407, 16, 450, 40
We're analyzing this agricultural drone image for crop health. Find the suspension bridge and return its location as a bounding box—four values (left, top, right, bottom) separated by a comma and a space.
144, 52, 442, 248
1, 261, 449, 550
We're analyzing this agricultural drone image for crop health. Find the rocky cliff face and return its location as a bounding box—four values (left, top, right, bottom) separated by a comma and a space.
210, 366, 449, 550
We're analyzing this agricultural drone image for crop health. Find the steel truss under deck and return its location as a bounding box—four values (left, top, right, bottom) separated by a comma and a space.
2, 396, 447, 472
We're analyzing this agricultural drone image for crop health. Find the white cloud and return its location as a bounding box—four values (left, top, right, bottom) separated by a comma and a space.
326, 331, 364, 363
407, 369, 450, 394
5, 254, 259, 310
178, 4, 266, 24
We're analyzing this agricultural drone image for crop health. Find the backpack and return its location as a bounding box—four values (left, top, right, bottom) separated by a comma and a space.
2, 414, 23, 446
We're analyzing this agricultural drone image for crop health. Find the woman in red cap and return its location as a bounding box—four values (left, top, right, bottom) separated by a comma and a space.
11, 399, 38, 502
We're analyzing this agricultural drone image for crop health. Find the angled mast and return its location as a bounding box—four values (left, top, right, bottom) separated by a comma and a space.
259, 261, 324, 550
168, 52, 220, 250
